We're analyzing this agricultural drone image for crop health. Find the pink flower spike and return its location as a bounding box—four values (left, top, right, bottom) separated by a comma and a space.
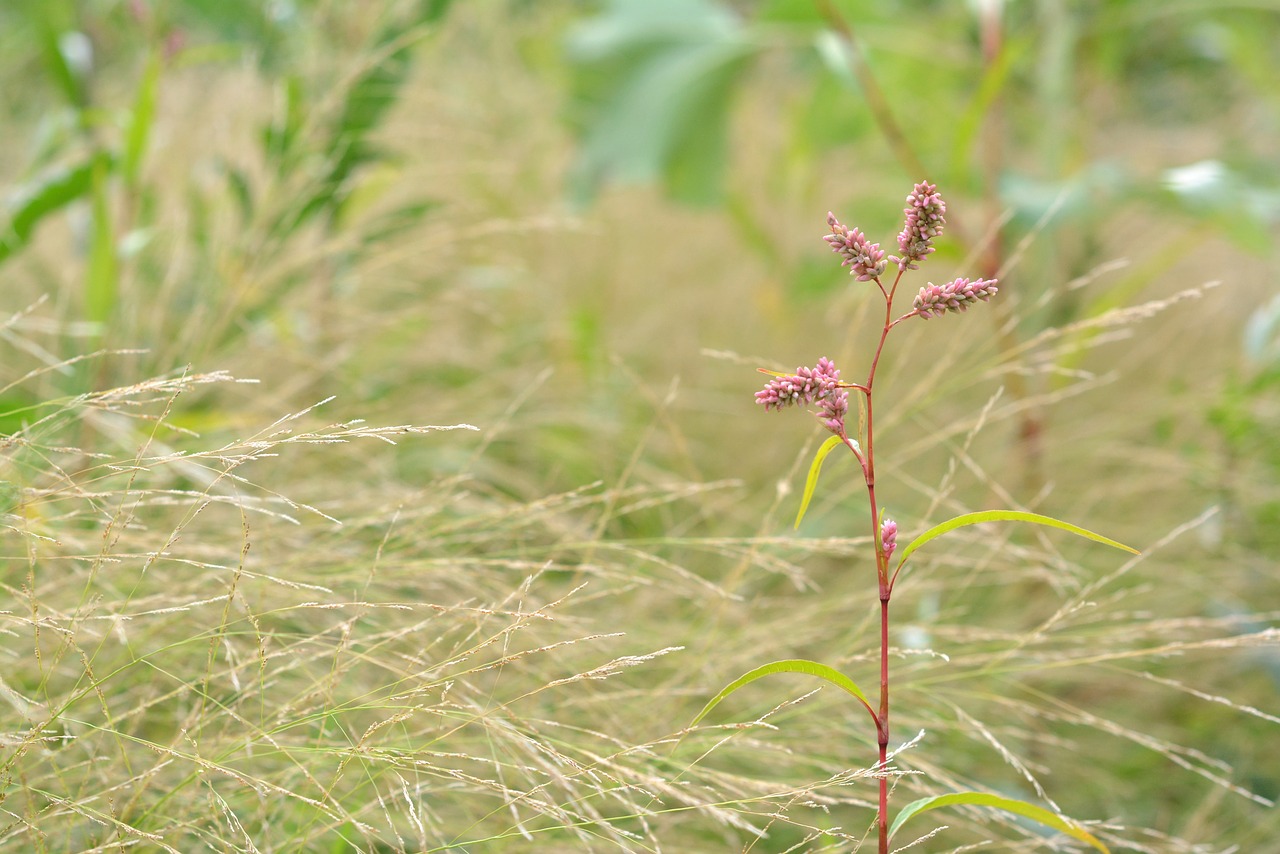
755, 357, 847, 435
825, 212, 887, 281
890, 181, 946, 270
912, 277, 999, 319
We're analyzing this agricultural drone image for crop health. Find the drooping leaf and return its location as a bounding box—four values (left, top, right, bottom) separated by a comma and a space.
889, 791, 1109, 853
0, 153, 107, 265
795, 434, 844, 529
895, 509, 1139, 575
691, 659, 876, 729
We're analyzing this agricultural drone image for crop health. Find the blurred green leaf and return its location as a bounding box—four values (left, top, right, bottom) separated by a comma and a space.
176, 0, 290, 67
0, 153, 108, 266
222, 162, 255, 223
361, 199, 442, 246
286, 7, 445, 233
564, 0, 759, 205
31, 0, 88, 110
948, 35, 1028, 179
0, 390, 42, 437
1243, 293, 1280, 372
263, 74, 307, 170
86, 158, 118, 325
123, 52, 161, 188
889, 791, 1109, 852
1162, 159, 1280, 254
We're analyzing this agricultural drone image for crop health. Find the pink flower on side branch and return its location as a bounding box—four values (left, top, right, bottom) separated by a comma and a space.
912, 277, 1000, 319
755, 357, 847, 434
825, 212, 887, 281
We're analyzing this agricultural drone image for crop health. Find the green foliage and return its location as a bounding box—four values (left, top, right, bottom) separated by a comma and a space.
563, 0, 758, 205
85, 156, 117, 326
890, 791, 1110, 852
795, 433, 844, 528
895, 510, 1140, 579
0, 153, 106, 265
692, 658, 876, 729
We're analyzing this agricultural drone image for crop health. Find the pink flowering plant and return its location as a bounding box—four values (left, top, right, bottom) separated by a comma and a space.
692, 184, 1138, 853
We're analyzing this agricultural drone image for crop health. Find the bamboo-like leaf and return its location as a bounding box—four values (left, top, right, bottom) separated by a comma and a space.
889, 791, 1109, 852
691, 659, 876, 729
895, 510, 1139, 573
795, 434, 844, 529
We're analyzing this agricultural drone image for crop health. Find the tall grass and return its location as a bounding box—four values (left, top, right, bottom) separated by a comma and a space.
1, 1, 1277, 851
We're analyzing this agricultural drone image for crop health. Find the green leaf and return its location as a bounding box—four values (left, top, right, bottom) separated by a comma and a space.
564, 1, 758, 206
691, 659, 876, 729
85, 158, 117, 326
895, 510, 1139, 575
288, 15, 434, 232
795, 434, 843, 529
36, 16, 87, 109
889, 791, 1109, 853
0, 153, 107, 266
949, 35, 1027, 177
122, 52, 161, 188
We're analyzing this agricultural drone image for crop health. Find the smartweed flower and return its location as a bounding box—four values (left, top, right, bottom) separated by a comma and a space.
755, 357, 847, 434
880, 517, 898, 562
825, 212, 887, 281
891, 181, 946, 270
912, 277, 1000, 319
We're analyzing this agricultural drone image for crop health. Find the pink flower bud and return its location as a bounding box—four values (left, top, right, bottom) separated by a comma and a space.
880, 517, 898, 562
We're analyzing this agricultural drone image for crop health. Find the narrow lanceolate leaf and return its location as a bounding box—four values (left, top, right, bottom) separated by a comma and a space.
691, 659, 877, 730
85, 159, 118, 326
895, 510, 1139, 573
889, 791, 1110, 853
795, 434, 844, 529
123, 52, 161, 188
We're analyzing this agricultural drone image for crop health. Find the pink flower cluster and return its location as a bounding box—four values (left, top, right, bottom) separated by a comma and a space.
891, 182, 946, 270
912, 277, 1000, 319
824, 212, 887, 281
755, 357, 848, 434
880, 517, 897, 562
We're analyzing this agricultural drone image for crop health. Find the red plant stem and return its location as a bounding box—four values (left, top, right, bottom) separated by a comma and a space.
860, 269, 903, 854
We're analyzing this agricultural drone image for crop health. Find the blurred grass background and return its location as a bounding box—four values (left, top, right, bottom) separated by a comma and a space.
1, 0, 1278, 851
